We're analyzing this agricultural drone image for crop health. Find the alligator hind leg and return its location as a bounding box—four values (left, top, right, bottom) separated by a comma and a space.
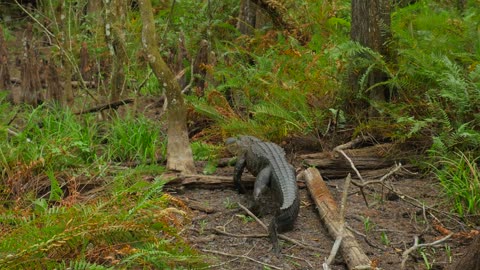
269, 220, 281, 256
249, 166, 271, 215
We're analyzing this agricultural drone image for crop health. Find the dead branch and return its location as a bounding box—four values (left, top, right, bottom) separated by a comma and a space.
73, 98, 134, 115
351, 163, 402, 187
212, 227, 267, 238
335, 148, 369, 206
302, 167, 371, 270
333, 136, 369, 152
401, 234, 453, 270
237, 202, 268, 231
324, 174, 352, 270
201, 249, 282, 270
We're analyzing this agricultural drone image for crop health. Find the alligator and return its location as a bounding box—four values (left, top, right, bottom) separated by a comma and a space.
225, 135, 300, 254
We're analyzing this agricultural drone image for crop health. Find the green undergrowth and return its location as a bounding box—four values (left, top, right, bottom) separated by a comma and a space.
429, 152, 480, 223
190, 33, 340, 141
0, 176, 204, 269
0, 102, 207, 268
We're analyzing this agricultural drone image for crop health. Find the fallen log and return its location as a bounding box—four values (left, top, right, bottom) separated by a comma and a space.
74, 98, 134, 115
163, 171, 306, 190
163, 173, 256, 189
303, 167, 371, 269
301, 143, 410, 179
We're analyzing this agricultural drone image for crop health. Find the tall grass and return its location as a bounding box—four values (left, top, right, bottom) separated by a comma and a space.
105, 114, 165, 163
432, 152, 480, 220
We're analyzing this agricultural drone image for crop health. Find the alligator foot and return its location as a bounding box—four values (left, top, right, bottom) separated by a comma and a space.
247, 201, 261, 217
269, 221, 281, 256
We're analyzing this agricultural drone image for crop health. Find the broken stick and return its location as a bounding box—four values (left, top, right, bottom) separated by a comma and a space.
303, 167, 371, 270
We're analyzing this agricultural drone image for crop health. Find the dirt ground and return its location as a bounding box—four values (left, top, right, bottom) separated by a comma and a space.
172, 162, 474, 270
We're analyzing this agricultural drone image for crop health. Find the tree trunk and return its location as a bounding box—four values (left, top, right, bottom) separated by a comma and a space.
108, 0, 128, 103
45, 61, 63, 102
237, 0, 257, 35
20, 24, 42, 106
60, 1, 74, 106
0, 24, 11, 92
138, 0, 196, 174
192, 39, 209, 96
350, 0, 391, 116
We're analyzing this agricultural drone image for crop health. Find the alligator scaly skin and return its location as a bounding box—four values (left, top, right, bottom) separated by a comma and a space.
226, 136, 300, 253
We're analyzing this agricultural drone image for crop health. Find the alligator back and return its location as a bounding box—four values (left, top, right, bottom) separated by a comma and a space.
239, 137, 300, 231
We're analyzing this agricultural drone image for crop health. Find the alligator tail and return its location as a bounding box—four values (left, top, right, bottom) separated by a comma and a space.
275, 197, 300, 233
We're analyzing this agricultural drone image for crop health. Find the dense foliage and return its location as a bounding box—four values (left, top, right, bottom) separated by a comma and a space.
0, 0, 479, 266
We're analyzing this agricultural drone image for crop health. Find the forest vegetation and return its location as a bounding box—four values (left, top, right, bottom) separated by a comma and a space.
0, 0, 479, 269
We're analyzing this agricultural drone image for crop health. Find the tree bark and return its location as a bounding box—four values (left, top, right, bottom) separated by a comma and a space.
0, 24, 11, 92
350, 0, 391, 115
300, 143, 407, 179
20, 24, 42, 106
138, 0, 196, 174
303, 167, 371, 269
164, 173, 256, 190
60, 1, 74, 106
107, 0, 128, 103
237, 0, 257, 35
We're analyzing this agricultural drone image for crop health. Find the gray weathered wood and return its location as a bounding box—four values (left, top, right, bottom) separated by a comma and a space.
301, 143, 408, 179
303, 167, 371, 269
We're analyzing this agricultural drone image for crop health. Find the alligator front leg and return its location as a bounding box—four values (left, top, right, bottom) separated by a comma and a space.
233, 155, 247, 194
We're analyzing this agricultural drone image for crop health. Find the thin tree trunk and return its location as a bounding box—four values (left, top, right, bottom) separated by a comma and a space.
0, 24, 11, 92
108, 0, 128, 103
61, 1, 74, 106
20, 24, 42, 106
138, 0, 196, 174
350, 0, 391, 116
237, 0, 257, 35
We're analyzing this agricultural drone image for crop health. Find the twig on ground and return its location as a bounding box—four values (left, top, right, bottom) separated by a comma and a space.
285, 254, 314, 268
202, 244, 255, 269
346, 225, 386, 251
237, 203, 325, 252
237, 203, 268, 231
401, 234, 453, 269
204, 257, 240, 269
212, 227, 267, 238
201, 249, 282, 270
323, 174, 351, 270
